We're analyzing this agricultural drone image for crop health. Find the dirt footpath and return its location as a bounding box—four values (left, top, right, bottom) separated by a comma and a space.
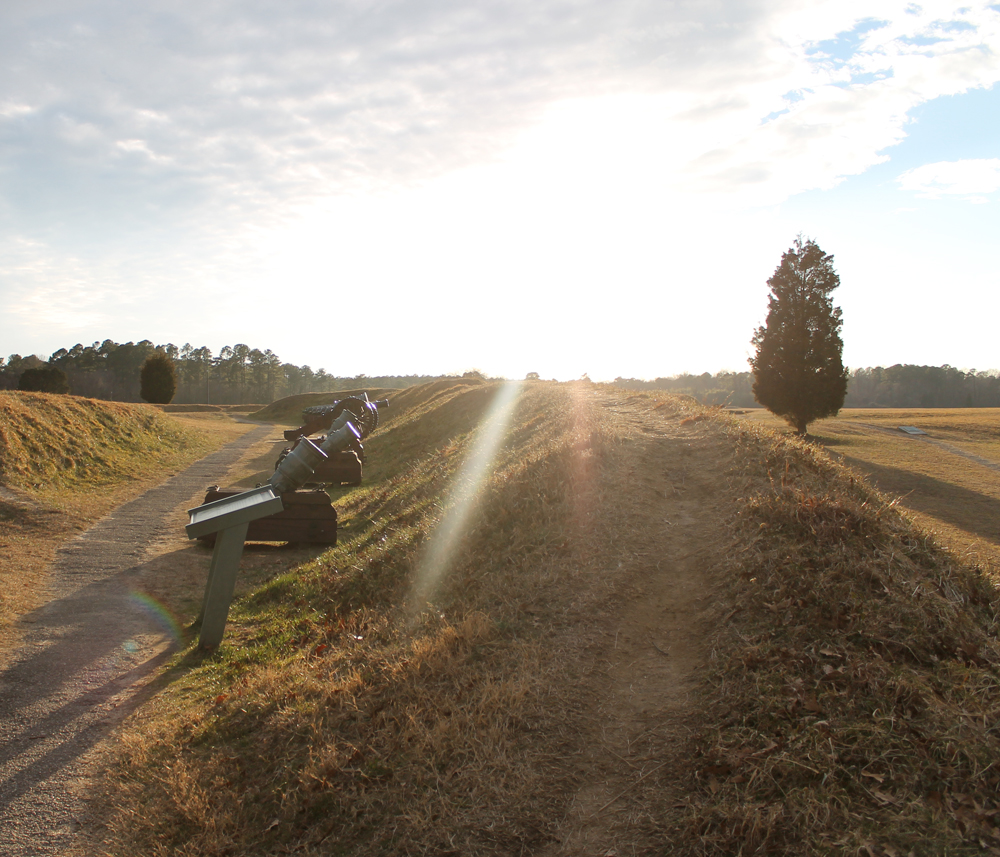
540, 394, 733, 854
0, 423, 273, 857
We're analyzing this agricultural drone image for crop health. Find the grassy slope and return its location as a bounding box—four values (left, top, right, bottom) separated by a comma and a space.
0, 392, 241, 491
91, 385, 1000, 856
676, 421, 1000, 855
0, 391, 251, 635
739, 408, 1000, 572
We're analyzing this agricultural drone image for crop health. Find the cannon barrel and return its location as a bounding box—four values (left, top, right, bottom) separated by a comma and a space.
269, 436, 327, 494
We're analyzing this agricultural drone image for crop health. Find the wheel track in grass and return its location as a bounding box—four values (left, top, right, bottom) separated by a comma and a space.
0, 423, 273, 857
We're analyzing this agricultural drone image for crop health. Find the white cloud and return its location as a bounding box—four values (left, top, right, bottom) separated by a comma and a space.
897, 158, 1000, 196
2, 0, 999, 376
0, 0, 997, 235
668, 1, 1000, 205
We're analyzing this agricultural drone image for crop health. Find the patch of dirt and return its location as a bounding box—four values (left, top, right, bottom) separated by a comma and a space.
538, 393, 732, 854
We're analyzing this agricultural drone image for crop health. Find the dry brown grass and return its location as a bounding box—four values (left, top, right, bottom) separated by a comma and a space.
155, 404, 265, 414
0, 392, 247, 491
739, 408, 1000, 571
0, 392, 253, 642
670, 418, 1000, 855
83, 387, 1000, 856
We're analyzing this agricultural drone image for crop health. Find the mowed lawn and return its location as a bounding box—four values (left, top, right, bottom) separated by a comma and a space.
735, 408, 1000, 571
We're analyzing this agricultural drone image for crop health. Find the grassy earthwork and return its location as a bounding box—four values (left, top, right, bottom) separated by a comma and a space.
5, 386, 1000, 854
88, 386, 1000, 856
737, 407, 1000, 571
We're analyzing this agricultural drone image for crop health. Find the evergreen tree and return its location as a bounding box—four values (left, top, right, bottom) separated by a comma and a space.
750, 236, 847, 435
140, 352, 178, 404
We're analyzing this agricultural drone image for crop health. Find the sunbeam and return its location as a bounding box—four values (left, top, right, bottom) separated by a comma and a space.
407, 380, 524, 619
568, 380, 597, 511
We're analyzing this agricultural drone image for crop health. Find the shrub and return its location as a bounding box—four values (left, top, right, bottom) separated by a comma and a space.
140, 352, 177, 404
18, 365, 70, 394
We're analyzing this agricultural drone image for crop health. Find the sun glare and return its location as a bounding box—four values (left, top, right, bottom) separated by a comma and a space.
407, 381, 524, 619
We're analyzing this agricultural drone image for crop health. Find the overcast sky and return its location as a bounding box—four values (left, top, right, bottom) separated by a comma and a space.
1, 0, 998, 381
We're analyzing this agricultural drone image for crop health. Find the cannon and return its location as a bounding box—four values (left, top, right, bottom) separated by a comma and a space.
277, 392, 388, 486
284, 392, 389, 444
187, 415, 363, 647
194, 412, 362, 546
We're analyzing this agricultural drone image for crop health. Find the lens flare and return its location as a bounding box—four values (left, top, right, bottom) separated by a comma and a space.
408, 381, 524, 617
567, 381, 597, 532
129, 590, 184, 649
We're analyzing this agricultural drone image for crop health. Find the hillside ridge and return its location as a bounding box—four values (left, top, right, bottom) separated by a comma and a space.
4, 381, 997, 855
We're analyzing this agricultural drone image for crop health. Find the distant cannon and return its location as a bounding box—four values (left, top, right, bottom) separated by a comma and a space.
284, 392, 389, 443
196, 411, 362, 547
277, 392, 389, 486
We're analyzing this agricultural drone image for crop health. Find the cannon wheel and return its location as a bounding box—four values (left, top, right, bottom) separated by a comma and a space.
359, 402, 379, 437
328, 397, 378, 439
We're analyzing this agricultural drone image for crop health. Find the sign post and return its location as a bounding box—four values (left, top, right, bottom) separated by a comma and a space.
184, 418, 362, 648
186, 485, 284, 648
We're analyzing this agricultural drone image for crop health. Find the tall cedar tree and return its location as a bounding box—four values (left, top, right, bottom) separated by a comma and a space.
140, 352, 177, 404
750, 237, 847, 435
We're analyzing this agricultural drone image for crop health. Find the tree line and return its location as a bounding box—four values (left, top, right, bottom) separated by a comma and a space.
0, 340, 443, 404
2, 339, 996, 411
612, 365, 1000, 409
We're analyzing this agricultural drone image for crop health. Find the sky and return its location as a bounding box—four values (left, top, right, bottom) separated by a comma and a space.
1, 0, 998, 382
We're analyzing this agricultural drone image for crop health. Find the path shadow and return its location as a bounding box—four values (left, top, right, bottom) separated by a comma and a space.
0, 421, 279, 844
0, 566, 179, 810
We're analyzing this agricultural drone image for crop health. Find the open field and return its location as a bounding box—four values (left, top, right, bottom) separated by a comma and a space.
734, 408, 1000, 573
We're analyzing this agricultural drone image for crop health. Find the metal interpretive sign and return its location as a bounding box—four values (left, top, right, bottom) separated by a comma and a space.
186, 486, 284, 649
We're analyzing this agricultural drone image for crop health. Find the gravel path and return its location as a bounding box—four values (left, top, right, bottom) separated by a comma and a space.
0, 423, 272, 857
